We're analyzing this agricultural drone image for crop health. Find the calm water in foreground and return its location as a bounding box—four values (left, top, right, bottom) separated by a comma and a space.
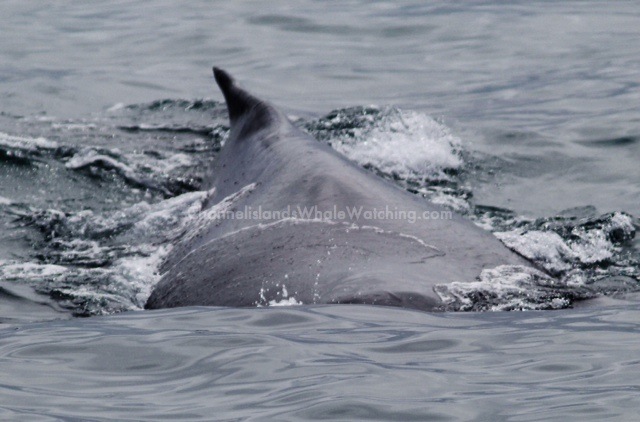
2, 305, 640, 420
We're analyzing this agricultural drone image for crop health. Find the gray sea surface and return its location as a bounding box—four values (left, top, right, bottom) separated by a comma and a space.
2, 305, 640, 421
1, 1, 639, 420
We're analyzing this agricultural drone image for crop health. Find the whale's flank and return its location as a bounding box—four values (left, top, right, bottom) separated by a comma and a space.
145, 68, 545, 311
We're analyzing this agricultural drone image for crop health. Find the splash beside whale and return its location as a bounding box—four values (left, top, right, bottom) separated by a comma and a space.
145, 68, 544, 311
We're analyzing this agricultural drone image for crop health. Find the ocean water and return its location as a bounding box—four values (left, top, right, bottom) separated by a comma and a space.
0, 1, 639, 420
3, 305, 640, 421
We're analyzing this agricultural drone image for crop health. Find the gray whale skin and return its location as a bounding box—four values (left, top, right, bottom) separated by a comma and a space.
145, 67, 540, 311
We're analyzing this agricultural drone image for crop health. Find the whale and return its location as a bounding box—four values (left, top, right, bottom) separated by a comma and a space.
145, 67, 543, 311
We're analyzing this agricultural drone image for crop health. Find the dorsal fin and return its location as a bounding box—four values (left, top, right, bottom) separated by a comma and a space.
213, 67, 265, 124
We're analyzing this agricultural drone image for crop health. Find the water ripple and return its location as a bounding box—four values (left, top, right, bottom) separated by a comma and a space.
1, 305, 640, 420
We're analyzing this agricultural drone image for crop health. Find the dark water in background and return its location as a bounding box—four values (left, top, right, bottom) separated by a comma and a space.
1, 1, 639, 420
3, 0, 639, 215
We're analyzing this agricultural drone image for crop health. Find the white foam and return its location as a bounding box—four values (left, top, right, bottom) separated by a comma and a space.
435, 265, 568, 311
258, 283, 303, 307
495, 230, 574, 274
0, 132, 58, 151
268, 297, 303, 307
428, 191, 471, 214
130, 190, 208, 240
6, 189, 212, 313
569, 231, 614, 264
495, 212, 634, 275
65, 151, 137, 176
0, 262, 68, 280
115, 244, 173, 306
100, 191, 210, 306
269, 283, 303, 306
610, 212, 636, 238
64, 147, 194, 190
332, 109, 462, 181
